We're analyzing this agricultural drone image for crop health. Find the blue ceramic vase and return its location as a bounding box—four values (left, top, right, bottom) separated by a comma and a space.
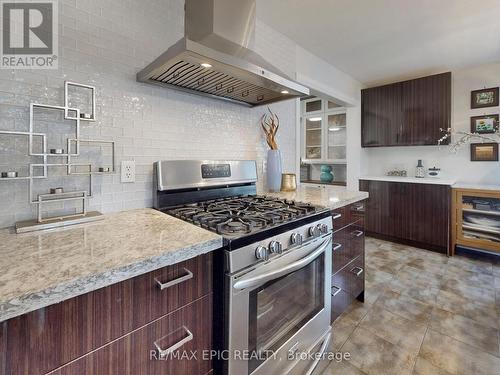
266, 149, 282, 192
320, 165, 334, 183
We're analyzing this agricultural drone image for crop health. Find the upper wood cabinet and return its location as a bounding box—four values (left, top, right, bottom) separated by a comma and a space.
361, 72, 451, 147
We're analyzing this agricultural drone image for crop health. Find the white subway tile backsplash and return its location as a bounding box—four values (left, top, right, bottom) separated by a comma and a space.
0, 0, 298, 228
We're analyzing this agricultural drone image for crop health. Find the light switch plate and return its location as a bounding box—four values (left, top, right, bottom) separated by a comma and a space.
121, 160, 135, 183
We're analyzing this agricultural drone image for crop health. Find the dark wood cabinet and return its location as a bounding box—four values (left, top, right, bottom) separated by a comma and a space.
362, 72, 451, 147
0, 253, 213, 375
331, 202, 365, 322
359, 180, 451, 253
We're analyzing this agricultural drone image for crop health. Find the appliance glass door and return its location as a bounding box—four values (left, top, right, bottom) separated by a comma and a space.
247, 253, 324, 373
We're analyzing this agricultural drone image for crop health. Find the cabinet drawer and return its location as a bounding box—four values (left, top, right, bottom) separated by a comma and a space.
332, 201, 366, 232
0, 253, 213, 375
330, 286, 356, 322
332, 226, 364, 275
331, 207, 347, 231
332, 256, 364, 298
51, 294, 213, 375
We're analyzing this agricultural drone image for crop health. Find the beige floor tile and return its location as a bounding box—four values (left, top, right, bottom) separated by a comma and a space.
395, 265, 444, 288
341, 327, 415, 375
337, 300, 372, 325
366, 257, 403, 275
322, 359, 367, 375
493, 263, 500, 277
445, 265, 495, 287
365, 267, 394, 284
435, 289, 499, 330
405, 258, 448, 276
359, 306, 427, 358
419, 329, 500, 375
387, 274, 441, 305
447, 255, 493, 274
439, 278, 496, 305
412, 356, 454, 375
430, 307, 500, 357
374, 289, 433, 324
331, 318, 357, 351
364, 280, 387, 305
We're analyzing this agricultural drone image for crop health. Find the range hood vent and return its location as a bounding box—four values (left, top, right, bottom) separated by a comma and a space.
137, 0, 309, 107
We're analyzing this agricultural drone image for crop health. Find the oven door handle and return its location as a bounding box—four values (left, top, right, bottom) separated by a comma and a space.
233, 236, 332, 291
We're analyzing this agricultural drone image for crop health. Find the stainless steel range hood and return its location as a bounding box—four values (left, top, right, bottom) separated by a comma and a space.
137, 0, 309, 107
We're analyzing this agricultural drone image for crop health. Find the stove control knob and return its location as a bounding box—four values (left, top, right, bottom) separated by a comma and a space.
319, 223, 329, 234
255, 246, 269, 261
309, 225, 320, 237
269, 240, 283, 254
291, 232, 303, 245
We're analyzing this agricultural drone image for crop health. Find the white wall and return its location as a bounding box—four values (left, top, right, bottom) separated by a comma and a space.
294, 46, 365, 190
0, 0, 299, 228
360, 62, 500, 185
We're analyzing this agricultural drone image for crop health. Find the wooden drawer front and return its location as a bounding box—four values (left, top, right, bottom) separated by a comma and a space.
332, 226, 364, 275
332, 256, 364, 298
332, 201, 366, 232
51, 294, 213, 375
0, 253, 212, 375
331, 286, 356, 322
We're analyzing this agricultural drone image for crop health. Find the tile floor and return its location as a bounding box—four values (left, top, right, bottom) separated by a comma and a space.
322, 237, 500, 375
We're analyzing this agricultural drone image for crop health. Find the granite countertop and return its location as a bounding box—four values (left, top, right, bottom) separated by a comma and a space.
263, 185, 368, 210
0, 208, 222, 323
359, 175, 456, 185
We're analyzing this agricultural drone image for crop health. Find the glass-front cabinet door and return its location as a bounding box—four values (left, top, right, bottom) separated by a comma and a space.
304, 116, 323, 159
327, 110, 347, 161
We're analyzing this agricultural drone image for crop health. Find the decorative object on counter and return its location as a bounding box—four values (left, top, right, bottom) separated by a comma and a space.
415, 159, 425, 178
261, 107, 282, 191
471, 87, 499, 109
319, 165, 334, 183
50, 187, 64, 194
470, 143, 499, 161
98, 167, 110, 172
387, 169, 407, 177
471, 114, 499, 134
428, 167, 441, 178
0, 80, 112, 233
300, 161, 311, 182
280, 173, 297, 192
1, 171, 18, 178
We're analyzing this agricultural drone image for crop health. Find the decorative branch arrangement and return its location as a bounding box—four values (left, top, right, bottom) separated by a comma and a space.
438, 127, 500, 153
261, 107, 279, 150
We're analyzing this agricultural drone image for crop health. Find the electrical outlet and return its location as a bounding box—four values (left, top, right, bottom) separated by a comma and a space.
121, 161, 135, 183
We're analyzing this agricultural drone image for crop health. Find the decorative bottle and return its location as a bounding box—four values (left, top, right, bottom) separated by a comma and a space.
415, 160, 425, 178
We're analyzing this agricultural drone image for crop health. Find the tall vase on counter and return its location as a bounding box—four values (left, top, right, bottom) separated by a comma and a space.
266, 149, 282, 192
261, 107, 282, 192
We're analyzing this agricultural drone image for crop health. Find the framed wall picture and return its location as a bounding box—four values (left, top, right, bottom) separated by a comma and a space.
470, 114, 499, 134
471, 87, 499, 109
470, 143, 499, 161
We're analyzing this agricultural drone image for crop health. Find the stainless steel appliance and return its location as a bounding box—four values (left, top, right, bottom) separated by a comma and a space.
153, 160, 332, 375
138, 0, 309, 107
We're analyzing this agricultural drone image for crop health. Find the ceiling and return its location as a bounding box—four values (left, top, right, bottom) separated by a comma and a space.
257, 0, 500, 86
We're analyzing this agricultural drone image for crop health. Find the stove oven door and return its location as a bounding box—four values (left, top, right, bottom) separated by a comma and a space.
227, 233, 332, 375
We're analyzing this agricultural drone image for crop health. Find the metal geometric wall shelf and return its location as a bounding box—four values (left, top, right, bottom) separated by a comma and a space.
65, 81, 96, 121
0, 80, 115, 233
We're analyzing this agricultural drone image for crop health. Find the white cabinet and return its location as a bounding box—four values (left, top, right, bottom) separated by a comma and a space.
301, 99, 347, 164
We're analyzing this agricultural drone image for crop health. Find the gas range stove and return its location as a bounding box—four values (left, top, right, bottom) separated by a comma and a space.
153, 160, 330, 250
164, 195, 321, 236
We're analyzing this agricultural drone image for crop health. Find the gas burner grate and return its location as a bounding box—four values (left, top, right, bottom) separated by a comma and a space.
165, 195, 320, 236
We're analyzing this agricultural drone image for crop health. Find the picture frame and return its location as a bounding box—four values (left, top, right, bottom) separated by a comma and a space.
470, 143, 499, 161
471, 87, 499, 109
470, 114, 499, 134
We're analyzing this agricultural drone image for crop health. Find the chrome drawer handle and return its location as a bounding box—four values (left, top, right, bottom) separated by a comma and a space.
352, 230, 364, 237
331, 285, 342, 296
154, 326, 193, 359
332, 242, 342, 251
354, 205, 364, 211
350, 266, 364, 276
332, 213, 342, 220
155, 268, 193, 290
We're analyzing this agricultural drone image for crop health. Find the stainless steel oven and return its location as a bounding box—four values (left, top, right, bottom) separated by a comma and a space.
226, 217, 333, 375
